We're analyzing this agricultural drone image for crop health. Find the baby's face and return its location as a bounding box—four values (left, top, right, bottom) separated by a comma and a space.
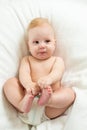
28, 23, 56, 60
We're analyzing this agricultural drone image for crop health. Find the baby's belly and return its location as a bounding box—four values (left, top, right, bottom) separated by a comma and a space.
32, 73, 49, 82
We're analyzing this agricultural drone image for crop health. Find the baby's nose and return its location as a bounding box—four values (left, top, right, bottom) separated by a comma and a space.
39, 42, 46, 48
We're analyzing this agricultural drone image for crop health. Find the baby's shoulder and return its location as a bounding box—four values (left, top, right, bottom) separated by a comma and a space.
53, 56, 64, 65
53, 56, 63, 61
21, 55, 29, 62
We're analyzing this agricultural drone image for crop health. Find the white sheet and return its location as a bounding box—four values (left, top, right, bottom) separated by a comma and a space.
0, 0, 87, 130
34, 88, 87, 130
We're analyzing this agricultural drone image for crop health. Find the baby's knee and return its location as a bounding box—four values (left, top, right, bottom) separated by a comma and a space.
3, 77, 18, 92
64, 87, 76, 105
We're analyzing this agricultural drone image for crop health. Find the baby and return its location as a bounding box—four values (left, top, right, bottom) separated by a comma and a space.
3, 17, 75, 120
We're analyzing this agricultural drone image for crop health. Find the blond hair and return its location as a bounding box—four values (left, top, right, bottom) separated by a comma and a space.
28, 17, 53, 30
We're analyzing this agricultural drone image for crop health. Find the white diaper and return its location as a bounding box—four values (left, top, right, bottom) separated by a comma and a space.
18, 97, 49, 125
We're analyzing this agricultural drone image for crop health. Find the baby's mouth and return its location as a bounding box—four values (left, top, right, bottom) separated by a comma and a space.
39, 49, 46, 53
39, 52, 46, 55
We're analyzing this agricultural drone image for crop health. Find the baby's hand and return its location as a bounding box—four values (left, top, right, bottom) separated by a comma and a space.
26, 82, 37, 96
37, 76, 52, 89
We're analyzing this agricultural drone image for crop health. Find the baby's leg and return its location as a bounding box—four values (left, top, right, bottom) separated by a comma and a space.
47, 87, 75, 108
45, 87, 75, 119
38, 86, 52, 106
3, 77, 34, 113
19, 90, 34, 113
45, 107, 67, 119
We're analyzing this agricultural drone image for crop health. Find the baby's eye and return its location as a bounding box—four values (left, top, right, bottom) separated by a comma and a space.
45, 40, 50, 43
33, 41, 39, 44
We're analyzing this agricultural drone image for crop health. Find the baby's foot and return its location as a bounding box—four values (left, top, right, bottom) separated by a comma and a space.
38, 86, 52, 106
19, 92, 34, 113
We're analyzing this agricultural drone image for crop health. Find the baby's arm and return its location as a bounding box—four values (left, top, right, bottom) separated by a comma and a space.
19, 56, 36, 95
48, 57, 65, 83
38, 57, 65, 88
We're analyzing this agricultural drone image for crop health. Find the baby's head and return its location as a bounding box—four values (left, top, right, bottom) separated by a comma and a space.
27, 17, 56, 60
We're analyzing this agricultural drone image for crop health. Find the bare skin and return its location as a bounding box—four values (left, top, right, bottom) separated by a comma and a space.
3, 56, 75, 116
38, 86, 52, 106
3, 18, 75, 119
17, 55, 65, 113
3, 77, 75, 118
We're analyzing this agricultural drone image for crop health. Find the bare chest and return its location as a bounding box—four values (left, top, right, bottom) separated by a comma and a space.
29, 57, 55, 82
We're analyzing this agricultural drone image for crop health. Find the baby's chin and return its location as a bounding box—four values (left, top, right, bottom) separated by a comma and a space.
35, 56, 50, 60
